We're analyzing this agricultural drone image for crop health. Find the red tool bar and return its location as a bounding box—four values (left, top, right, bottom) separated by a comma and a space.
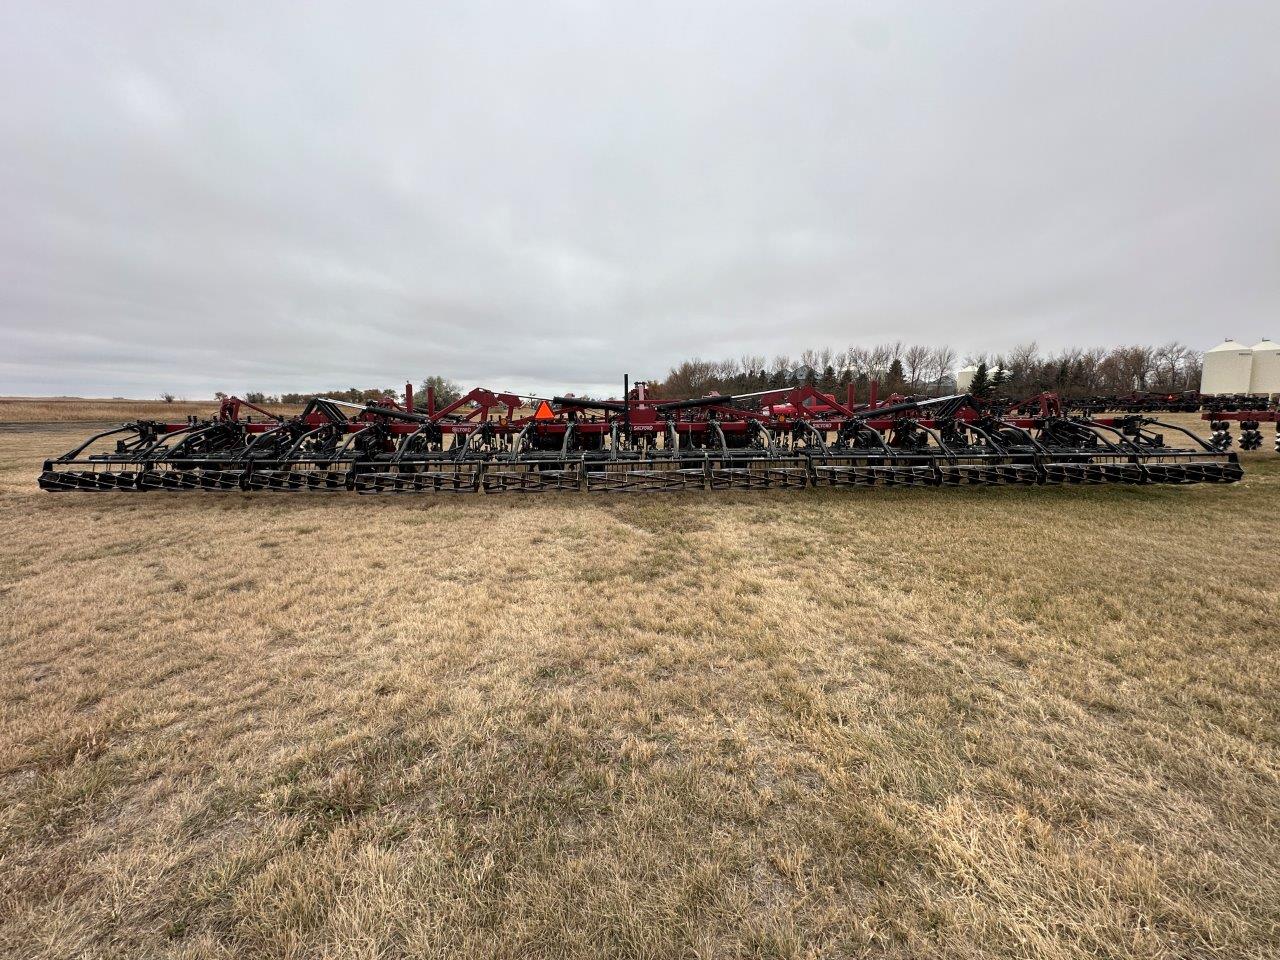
1202, 411, 1279, 423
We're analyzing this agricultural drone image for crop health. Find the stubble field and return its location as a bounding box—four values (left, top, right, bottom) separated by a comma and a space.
0, 398, 298, 425
1, 409, 1278, 959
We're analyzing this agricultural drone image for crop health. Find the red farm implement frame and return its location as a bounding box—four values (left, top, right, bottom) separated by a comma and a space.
39, 378, 1244, 493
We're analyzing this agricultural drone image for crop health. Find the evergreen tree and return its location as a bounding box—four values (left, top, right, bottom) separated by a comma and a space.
990, 367, 1010, 393
819, 364, 837, 393
968, 362, 990, 399
1055, 361, 1070, 391
885, 358, 905, 393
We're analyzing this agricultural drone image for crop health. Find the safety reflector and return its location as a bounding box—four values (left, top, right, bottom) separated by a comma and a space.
533, 401, 555, 420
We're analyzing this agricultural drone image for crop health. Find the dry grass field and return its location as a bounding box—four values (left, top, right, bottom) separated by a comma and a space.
0, 398, 301, 424
1, 415, 1278, 959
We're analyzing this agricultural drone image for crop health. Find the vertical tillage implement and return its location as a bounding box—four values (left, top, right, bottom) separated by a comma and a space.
38, 381, 1243, 493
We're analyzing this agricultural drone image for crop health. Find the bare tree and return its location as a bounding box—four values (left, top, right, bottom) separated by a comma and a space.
1005, 342, 1043, 394
1182, 352, 1203, 392
929, 345, 957, 394
903, 344, 932, 390
1153, 341, 1193, 390
844, 346, 871, 380
869, 343, 893, 378
1078, 348, 1107, 395
1113, 345, 1157, 391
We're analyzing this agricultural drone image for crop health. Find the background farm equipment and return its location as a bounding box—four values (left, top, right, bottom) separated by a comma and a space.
1069, 391, 1274, 415
1201, 410, 1280, 453
39, 379, 1244, 493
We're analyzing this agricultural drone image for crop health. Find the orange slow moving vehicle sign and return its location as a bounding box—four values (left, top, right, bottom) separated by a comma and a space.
533, 400, 556, 420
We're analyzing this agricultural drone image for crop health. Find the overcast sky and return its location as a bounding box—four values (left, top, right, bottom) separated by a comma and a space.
1, 1, 1277, 398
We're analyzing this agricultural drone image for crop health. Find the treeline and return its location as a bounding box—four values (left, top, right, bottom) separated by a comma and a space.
228, 376, 463, 407
226, 387, 403, 405
651, 342, 1203, 400
224, 343, 1204, 408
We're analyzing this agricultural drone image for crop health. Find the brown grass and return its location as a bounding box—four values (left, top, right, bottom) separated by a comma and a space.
1, 420, 1278, 959
0, 397, 300, 424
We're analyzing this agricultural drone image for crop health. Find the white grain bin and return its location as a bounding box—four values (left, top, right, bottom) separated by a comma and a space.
1199, 340, 1253, 395
955, 365, 979, 392
1248, 339, 1280, 395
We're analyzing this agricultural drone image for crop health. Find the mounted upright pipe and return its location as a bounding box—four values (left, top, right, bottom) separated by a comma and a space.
623, 374, 631, 437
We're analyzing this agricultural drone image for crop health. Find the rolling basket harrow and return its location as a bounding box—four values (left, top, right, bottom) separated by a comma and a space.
39, 379, 1243, 494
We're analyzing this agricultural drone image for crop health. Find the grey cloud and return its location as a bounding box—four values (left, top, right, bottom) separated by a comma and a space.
2, 1, 1277, 398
